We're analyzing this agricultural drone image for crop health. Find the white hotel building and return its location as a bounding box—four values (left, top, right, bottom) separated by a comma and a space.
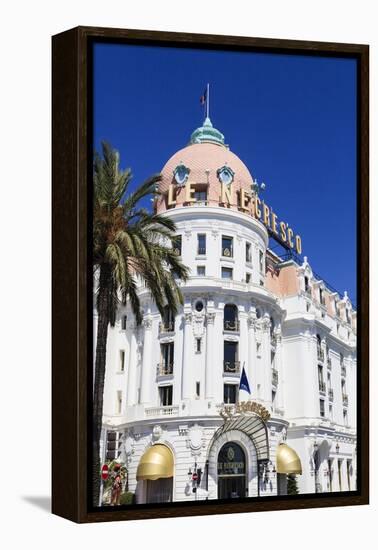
97, 117, 357, 504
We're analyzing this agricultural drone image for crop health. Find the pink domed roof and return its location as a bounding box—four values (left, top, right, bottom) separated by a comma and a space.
156, 141, 254, 213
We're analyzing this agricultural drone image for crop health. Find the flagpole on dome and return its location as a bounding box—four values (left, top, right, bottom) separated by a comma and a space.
206, 82, 210, 119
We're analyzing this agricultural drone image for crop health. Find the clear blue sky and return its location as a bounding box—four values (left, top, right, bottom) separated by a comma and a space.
93, 42, 357, 303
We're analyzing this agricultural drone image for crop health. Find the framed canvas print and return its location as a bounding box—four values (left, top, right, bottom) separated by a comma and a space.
52, 26, 369, 523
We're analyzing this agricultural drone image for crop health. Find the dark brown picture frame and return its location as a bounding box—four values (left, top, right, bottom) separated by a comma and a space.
52, 26, 369, 523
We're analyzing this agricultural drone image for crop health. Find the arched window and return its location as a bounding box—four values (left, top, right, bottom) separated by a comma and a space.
224, 304, 239, 331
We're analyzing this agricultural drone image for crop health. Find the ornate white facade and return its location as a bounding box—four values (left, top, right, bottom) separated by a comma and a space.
97, 118, 357, 504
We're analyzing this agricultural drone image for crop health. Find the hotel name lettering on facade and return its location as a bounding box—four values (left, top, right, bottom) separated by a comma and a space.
219, 400, 271, 422
167, 180, 302, 255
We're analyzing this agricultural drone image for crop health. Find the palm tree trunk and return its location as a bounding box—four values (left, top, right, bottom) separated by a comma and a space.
92, 270, 110, 506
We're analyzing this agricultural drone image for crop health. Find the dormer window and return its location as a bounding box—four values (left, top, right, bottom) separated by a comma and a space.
217, 165, 234, 186
304, 276, 310, 292
173, 163, 190, 186
319, 287, 325, 306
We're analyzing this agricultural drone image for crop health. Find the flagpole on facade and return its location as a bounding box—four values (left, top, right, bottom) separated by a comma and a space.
206, 83, 210, 119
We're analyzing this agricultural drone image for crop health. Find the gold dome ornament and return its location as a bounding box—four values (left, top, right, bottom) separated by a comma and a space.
276, 443, 302, 475
136, 444, 174, 481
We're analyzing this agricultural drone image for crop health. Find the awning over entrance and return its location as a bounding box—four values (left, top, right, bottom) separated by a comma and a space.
136, 444, 174, 481
276, 443, 302, 474
213, 413, 269, 461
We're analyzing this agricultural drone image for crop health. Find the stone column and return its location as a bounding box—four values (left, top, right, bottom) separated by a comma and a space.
127, 326, 138, 406
304, 332, 321, 418
261, 316, 272, 406
247, 311, 257, 398
205, 312, 215, 399
140, 316, 153, 404
238, 310, 248, 387
182, 312, 193, 400
275, 328, 284, 413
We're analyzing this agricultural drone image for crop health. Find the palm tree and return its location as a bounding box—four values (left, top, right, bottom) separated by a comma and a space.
92, 142, 188, 505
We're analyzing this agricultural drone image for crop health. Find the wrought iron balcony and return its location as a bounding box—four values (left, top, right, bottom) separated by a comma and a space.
158, 321, 175, 334
197, 247, 206, 255
319, 380, 326, 393
223, 320, 240, 332
223, 360, 240, 374
156, 362, 174, 376
328, 388, 334, 401
342, 394, 349, 406
272, 368, 279, 386
317, 347, 324, 362
271, 334, 277, 348
341, 365, 346, 377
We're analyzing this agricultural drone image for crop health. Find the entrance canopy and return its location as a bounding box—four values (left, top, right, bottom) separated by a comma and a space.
276, 443, 302, 474
213, 413, 269, 461
136, 444, 174, 481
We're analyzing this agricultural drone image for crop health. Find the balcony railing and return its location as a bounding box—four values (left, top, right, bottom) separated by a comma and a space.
327, 358, 332, 370
319, 380, 326, 393
223, 320, 240, 332
272, 369, 279, 386
341, 365, 346, 377
156, 362, 174, 376
159, 321, 175, 334
145, 405, 179, 417
305, 288, 312, 298
197, 247, 206, 255
328, 388, 334, 401
223, 360, 241, 374
271, 334, 277, 348
342, 394, 349, 406
317, 347, 324, 362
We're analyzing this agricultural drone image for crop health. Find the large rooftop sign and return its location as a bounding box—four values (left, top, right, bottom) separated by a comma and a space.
167, 178, 303, 256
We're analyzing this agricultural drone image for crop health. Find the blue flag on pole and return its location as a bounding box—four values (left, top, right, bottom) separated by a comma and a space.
200, 87, 207, 105
239, 364, 251, 394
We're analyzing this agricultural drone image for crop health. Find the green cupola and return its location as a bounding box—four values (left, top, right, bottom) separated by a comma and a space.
189, 117, 225, 146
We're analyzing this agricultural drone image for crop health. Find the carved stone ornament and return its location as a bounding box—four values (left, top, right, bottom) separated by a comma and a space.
152, 424, 163, 441
186, 424, 204, 456
206, 312, 216, 325
124, 432, 135, 457
184, 312, 192, 324
192, 312, 205, 337
142, 317, 153, 330
248, 314, 257, 329
280, 426, 287, 442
